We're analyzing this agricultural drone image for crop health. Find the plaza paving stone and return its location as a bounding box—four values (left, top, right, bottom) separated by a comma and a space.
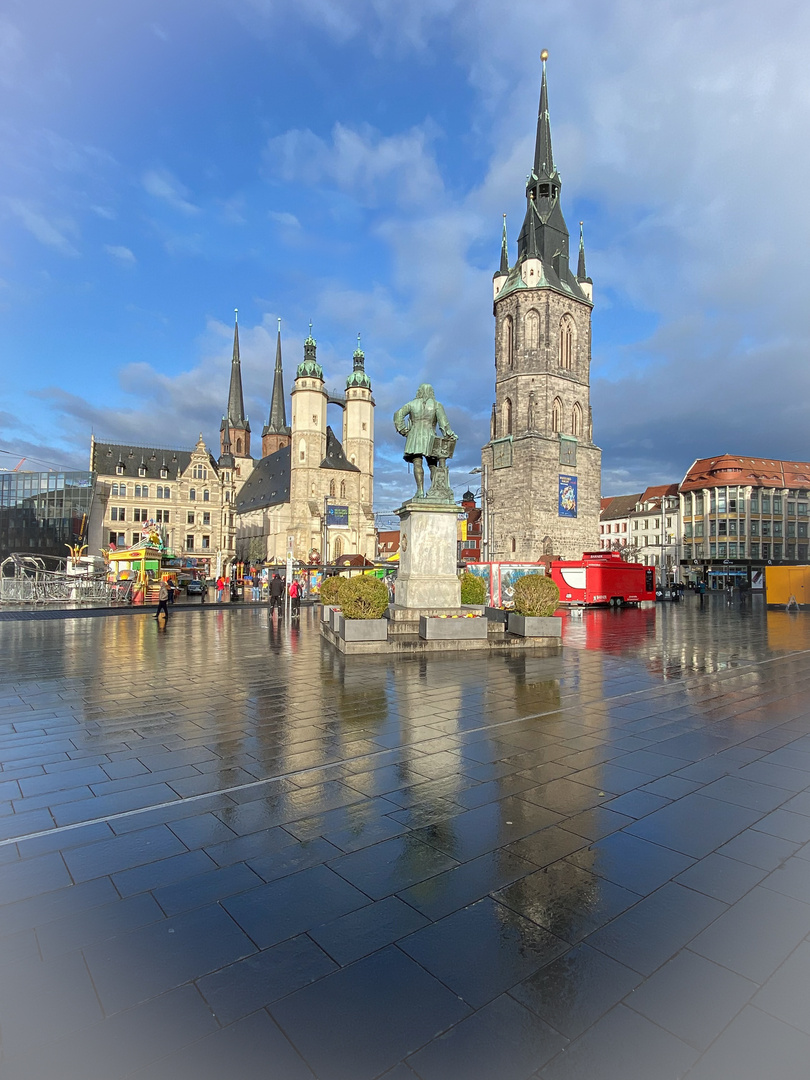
1, 596, 810, 1077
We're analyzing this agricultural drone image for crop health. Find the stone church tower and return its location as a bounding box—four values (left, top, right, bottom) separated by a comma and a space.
482, 55, 601, 561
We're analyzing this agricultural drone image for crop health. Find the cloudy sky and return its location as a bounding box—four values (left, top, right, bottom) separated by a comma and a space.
2, 0, 808, 507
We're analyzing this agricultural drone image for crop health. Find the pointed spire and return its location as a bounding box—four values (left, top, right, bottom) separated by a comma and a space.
226, 310, 247, 426
499, 214, 509, 275
577, 222, 587, 281
264, 319, 288, 434
533, 50, 554, 180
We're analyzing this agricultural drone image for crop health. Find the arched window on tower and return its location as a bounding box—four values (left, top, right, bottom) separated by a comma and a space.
525, 309, 540, 350
329, 479, 336, 497
551, 397, 562, 434
503, 315, 514, 368
334, 536, 343, 559
299, 439, 306, 463
571, 402, 583, 438
559, 315, 575, 370
503, 398, 513, 436
340, 480, 346, 498
236, 438, 242, 455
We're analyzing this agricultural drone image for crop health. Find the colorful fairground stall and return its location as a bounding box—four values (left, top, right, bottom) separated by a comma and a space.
105, 521, 191, 604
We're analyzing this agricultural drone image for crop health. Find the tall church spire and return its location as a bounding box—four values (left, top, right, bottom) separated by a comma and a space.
262, 319, 291, 457
533, 51, 555, 180
577, 221, 588, 281
220, 308, 251, 462
226, 310, 247, 426
512, 52, 590, 301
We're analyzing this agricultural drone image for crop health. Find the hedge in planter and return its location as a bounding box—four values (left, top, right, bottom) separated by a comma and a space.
513, 573, 559, 616
319, 575, 347, 606
459, 571, 486, 606
340, 575, 390, 619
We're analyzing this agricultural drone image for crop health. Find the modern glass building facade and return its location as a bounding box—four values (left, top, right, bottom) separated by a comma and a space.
0, 471, 98, 561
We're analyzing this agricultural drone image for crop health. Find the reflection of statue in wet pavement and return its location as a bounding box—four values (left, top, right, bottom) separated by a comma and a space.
394, 384, 457, 503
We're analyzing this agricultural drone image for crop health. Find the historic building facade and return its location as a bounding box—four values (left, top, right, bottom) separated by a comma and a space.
482, 57, 601, 561
235, 333, 376, 565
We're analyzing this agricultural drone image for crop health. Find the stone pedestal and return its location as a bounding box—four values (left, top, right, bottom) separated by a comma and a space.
394, 501, 461, 610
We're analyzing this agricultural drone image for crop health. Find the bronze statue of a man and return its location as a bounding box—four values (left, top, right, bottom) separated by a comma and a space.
394, 384, 457, 501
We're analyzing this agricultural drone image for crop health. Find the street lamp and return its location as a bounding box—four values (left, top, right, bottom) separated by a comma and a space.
470, 466, 489, 560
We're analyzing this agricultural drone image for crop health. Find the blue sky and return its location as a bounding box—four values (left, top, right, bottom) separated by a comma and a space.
2, 0, 809, 508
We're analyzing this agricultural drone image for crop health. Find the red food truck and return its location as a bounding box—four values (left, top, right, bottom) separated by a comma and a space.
550, 551, 656, 606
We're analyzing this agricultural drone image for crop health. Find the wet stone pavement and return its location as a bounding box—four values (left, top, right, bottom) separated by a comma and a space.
1, 597, 810, 1079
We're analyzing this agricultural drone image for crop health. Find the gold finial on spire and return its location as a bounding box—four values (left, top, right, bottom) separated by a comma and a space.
540, 49, 548, 62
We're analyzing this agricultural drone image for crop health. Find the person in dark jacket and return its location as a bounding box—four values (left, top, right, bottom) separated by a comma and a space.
155, 578, 170, 621
269, 573, 285, 615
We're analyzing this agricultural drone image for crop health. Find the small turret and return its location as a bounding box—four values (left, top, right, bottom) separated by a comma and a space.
577, 221, 593, 302
493, 214, 509, 300
296, 323, 324, 380
346, 334, 372, 390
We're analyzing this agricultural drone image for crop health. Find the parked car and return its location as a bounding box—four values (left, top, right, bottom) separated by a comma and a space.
186, 579, 208, 597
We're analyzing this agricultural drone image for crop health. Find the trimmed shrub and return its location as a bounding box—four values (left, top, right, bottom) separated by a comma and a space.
340, 575, 390, 620
460, 571, 486, 606
513, 573, 559, 617
319, 575, 347, 606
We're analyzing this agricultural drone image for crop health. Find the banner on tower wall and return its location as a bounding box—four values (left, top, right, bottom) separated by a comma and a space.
327, 505, 349, 528
558, 475, 578, 518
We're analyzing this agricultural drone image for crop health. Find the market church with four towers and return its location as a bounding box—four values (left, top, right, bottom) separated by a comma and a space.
483, 53, 601, 561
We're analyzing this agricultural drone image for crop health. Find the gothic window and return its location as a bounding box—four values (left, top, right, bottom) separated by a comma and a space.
503, 398, 513, 436
525, 309, 540, 350
551, 397, 562, 433
503, 315, 514, 368
559, 314, 575, 370
511, 537, 516, 553
334, 536, 343, 558
330, 480, 336, 497
340, 480, 346, 498
236, 438, 242, 454
571, 402, 583, 437
299, 439, 306, 463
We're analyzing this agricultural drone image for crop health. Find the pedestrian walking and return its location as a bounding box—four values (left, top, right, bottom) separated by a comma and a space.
155, 577, 170, 621
269, 573, 285, 615
215, 576, 225, 602
289, 577, 301, 618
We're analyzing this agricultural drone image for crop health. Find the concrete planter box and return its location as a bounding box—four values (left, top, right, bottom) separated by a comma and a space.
320, 604, 332, 622
339, 617, 388, 642
507, 614, 562, 638
329, 606, 342, 630
420, 616, 488, 640
485, 606, 508, 623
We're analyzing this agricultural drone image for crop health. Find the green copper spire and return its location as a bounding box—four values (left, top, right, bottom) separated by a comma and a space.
296, 321, 323, 379
346, 332, 372, 389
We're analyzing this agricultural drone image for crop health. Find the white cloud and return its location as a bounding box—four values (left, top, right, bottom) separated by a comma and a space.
265, 121, 444, 208
5, 198, 79, 256
142, 168, 200, 215
268, 210, 300, 228
104, 244, 136, 264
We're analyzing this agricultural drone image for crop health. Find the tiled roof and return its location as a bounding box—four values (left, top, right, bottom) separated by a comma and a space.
235, 446, 290, 513
600, 493, 642, 522
92, 442, 216, 480
639, 483, 678, 503
320, 427, 360, 472
680, 455, 810, 492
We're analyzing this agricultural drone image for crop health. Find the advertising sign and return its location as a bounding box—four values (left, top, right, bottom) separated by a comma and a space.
558, 475, 577, 518
326, 504, 349, 528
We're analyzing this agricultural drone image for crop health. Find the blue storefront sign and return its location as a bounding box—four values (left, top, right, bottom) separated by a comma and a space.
558, 475, 577, 518
327, 504, 349, 528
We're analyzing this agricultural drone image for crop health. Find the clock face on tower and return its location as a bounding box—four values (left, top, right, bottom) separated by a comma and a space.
493, 437, 513, 470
